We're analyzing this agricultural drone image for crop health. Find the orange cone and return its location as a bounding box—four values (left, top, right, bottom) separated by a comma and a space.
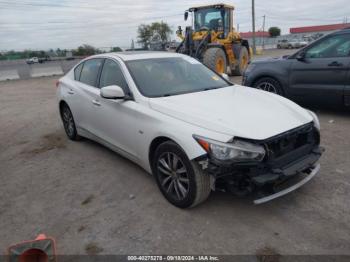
8, 234, 56, 262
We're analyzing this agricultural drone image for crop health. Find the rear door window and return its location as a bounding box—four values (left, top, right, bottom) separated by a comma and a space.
79, 58, 104, 87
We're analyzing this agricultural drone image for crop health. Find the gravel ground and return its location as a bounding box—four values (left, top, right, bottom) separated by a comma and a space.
0, 52, 349, 257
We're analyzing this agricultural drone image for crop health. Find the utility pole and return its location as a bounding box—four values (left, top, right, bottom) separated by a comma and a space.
252, 0, 257, 55
262, 15, 266, 50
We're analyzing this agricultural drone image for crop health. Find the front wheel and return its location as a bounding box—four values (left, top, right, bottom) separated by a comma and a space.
203, 47, 227, 74
153, 141, 211, 208
253, 77, 284, 95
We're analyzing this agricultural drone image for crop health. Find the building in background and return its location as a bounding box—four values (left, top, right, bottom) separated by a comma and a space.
239, 31, 275, 49
240, 31, 271, 48
290, 23, 350, 41
240, 23, 350, 49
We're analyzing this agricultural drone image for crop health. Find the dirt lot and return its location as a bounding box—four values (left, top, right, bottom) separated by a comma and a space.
1, 54, 350, 256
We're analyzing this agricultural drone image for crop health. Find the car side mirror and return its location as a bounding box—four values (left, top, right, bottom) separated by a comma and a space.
221, 73, 230, 81
296, 51, 306, 61
184, 11, 189, 21
100, 85, 125, 99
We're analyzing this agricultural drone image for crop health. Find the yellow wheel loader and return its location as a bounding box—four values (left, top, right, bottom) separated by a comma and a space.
176, 3, 251, 76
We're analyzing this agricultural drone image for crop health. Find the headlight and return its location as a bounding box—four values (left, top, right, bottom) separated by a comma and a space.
193, 135, 265, 162
307, 110, 320, 130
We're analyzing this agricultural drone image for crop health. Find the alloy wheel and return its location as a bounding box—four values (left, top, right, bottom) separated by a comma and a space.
157, 152, 190, 201
257, 82, 278, 94
62, 107, 75, 137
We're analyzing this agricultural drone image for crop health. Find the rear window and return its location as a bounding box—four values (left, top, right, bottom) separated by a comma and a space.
74, 63, 83, 80
79, 58, 104, 87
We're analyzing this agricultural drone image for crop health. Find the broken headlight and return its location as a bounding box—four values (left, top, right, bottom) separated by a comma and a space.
194, 135, 265, 162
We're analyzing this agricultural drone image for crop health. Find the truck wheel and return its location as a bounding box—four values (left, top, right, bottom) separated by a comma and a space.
203, 48, 227, 74
231, 47, 249, 76
153, 141, 211, 208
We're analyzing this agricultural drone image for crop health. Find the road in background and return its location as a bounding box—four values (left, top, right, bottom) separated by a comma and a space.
0, 59, 77, 80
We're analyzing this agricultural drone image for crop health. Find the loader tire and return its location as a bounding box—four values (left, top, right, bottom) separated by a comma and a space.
203, 48, 227, 74
231, 47, 249, 76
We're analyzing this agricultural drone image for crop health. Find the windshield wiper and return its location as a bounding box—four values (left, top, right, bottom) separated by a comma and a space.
203, 87, 218, 91
202, 86, 227, 91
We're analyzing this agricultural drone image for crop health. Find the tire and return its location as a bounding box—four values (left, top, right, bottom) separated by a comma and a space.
153, 141, 211, 208
231, 47, 249, 76
253, 77, 284, 95
203, 47, 227, 74
60, 104, 81, 141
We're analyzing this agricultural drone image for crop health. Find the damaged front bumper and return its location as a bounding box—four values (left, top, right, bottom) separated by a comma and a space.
200, 145, 324, 204
253, 163, 320, 204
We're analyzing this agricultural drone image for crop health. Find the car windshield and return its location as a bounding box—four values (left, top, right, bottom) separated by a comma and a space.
126, 57, 230, 97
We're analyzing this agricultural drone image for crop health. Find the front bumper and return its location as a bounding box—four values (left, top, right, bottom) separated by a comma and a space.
204, 145, 323, 204
254, 163, 320, 204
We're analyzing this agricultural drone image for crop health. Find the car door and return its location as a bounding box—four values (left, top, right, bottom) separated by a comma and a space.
89, 58, 140, 160
73, 58, 104, 133
345, 68, 350, 107
288, 32, 350, 106
63, 62, 85, 129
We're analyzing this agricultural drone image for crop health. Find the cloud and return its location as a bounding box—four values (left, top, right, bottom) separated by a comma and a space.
0, 0, 349, 50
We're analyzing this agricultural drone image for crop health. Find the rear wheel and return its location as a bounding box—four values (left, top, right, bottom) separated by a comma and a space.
203, 48, 227, 74
231, 47, 249, 76
60, 104, 80, 141
253, 77, 283, 95
153, 141, 211, 208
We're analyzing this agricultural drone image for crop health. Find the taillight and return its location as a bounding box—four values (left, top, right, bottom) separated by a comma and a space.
55, 80, 60, 88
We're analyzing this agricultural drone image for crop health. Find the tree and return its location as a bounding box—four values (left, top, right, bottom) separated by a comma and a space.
137, 24, 152, 49
137, 21, 172, 49
73, 44, 99, 56
111, 46, 122, 52
269, 27, 281, 37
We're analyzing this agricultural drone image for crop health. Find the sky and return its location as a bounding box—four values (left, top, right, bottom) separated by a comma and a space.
0, 0, 349, 51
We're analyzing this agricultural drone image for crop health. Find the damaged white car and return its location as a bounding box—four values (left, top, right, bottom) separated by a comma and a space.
57, 52, 323, 208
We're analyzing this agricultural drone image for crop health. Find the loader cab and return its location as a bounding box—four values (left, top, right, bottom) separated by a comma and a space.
186, 4, 233, 38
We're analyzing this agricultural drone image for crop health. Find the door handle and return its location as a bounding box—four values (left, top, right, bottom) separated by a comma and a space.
92, 100, 101, 106
328, 61, 343, 67
68, 89, 74, 95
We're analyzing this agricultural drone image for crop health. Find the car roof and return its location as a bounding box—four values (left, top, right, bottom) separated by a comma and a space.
90, 51, 187, 61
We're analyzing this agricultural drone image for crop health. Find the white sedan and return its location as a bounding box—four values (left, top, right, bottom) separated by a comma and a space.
56, 52, 323, 208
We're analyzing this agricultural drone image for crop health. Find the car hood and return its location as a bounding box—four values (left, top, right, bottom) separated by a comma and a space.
149, 85, 313, 140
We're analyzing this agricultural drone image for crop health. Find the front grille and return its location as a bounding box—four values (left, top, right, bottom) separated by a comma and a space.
264, 123, 317, 160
